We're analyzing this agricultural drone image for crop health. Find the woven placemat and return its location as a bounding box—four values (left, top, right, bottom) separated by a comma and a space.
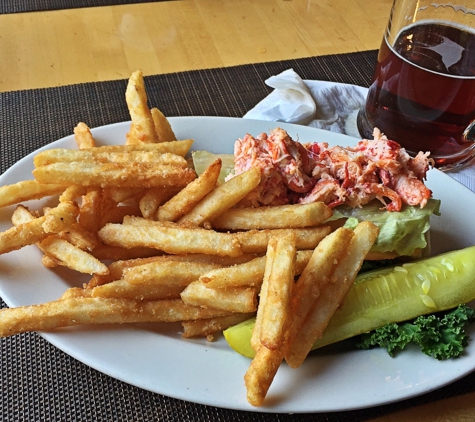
0, 0, 175, 14
2, 50, 475, 421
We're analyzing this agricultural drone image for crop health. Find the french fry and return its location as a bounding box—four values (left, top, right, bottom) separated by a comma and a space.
11, 205, 107, 275
86, 255, 171, 288
139, 187, 180, 219
41, 254, 60, 268
107, 187, 145, 204
283, 227, 355, 366
59, 185, 87, 203
86, 253, 255, 289
125, 70, 158, 145
235, 226, 331, 254
99, 217, 243, 256
0, 212, 48, 254
0, 298, 233, 337
259, 234, 296, 350
74, 122, 96, 149
0, 180, 65, 209
182, 313, 255, 339
38, 235, 109, 275
178, 167, 261, 226
60, 287, 93, 300
87, 140, 194, 156
42, 201, 79, 234
89, 245, 162, 262
33, 161, 196, 188
34, 149, 188, 166
181, 281, 258, 313
58, 222, 98, 251
34, 141, 193, 165
157, 158, 222, 222
284, 222, 379, 368
100, 204, 142, 225
244, 345, 283, 407
211, 202, 333, 230
91, 279, 184, 300
79, 189, 102, 234
123, 260, 222, 286
200, 249, 312, 289
151, 107, 177, 143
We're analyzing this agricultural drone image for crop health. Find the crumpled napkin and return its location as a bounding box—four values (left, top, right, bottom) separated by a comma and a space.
243, 68, 475, 193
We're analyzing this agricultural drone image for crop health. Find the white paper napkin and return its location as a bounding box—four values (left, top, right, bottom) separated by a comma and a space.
243, 69, 475, 193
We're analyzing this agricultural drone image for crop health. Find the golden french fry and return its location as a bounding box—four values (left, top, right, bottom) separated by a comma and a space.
58, 222, 99, 251
86, 253, 254, 289
181, 281, 258, 313
107, 187, 145, 204
0, 213, 47, 254
74, 122, 96, 149
42, 201, 79, 234
34, 142, 193, 167
139, 187, 180, 219
0, 180, 65, 209
11, 205, 106, 275
89, 245, 162, 262
59, 287, 93, 300
181, 313, 255, 339
200, 250, 312, 289
244, 345, 283, 407
235, 226, 331, 254
95, 140, 193, 156
91, 279, 184, 300
245, 233, 300, 406
258, 234, 296, 350
38, 235, 109, 275
100, 204, 142, 226
99, 217, 243, 257
86, 255, 169, 288
283, 227, 355, 366
41, 253, 60, 268
34, 148, 187, 167
178, 167, 261, 226
0, 298, 233, 337
10, 204, 39, 225
58, 185, 87, 203
78, 189, 102, 234
211, 202, 333, 230
125, 70, 158, 145
123, 260, 222, 286
151, 107, 177, 143
157, 159, 222, 222
284, 222, 379, 368
33, 161, 196, 188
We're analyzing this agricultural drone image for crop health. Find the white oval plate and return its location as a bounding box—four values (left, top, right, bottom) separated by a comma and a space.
1, 116, 474, 413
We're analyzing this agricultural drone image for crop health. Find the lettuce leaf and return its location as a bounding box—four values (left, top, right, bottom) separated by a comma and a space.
331, 199, 441, 257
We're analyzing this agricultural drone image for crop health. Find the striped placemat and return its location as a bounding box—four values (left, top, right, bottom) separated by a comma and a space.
2, 50, 475, 421
0, 0, 175, 14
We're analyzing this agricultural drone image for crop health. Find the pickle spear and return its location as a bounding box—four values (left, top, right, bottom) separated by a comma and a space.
224, 245, 475, 358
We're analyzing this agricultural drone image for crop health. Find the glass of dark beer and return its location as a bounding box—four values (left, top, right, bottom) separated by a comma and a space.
357, 1, 475, 170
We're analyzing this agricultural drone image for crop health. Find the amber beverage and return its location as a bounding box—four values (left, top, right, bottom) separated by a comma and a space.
357, 2, 475, 170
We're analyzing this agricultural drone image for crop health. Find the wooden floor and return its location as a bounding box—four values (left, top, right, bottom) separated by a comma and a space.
0, 0, 391, 92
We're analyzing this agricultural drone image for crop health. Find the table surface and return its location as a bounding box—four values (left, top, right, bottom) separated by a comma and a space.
1, 1, 475, 421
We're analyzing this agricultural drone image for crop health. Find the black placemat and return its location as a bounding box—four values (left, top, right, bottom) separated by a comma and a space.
2, 50, 475, 421
0, 0, 175, 14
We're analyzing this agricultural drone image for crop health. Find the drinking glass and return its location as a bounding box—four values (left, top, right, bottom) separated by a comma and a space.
356, 1, 475, 170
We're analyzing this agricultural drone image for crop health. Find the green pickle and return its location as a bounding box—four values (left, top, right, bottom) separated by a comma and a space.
224, 245, 475, 358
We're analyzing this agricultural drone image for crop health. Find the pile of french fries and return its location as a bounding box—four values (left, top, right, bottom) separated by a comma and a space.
0, 70, 379, 407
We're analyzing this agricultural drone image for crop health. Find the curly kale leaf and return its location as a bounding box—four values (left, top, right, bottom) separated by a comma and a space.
356, 305, 475, 360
